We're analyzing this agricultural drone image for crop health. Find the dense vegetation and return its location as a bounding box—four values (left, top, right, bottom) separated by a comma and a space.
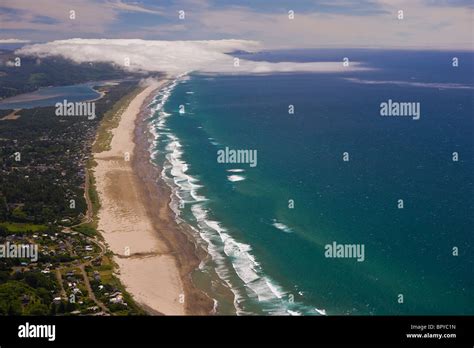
0, 52, 152, 315
0, 49, 142, 99
0, 81, 138, 224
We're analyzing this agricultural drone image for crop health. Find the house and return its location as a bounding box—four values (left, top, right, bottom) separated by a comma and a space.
72, 287, 82, 295
21, 295, 30, 305
109, 291, 122, 298
92, 270, 101, 278
109, 294, 123, 304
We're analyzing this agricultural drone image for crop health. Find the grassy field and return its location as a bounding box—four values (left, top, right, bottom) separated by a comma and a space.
87, 84, 144, 233
0, 222, 48, 232
86, 159, 100, 227
71, 223, 97, 238
92, 86, 145, 153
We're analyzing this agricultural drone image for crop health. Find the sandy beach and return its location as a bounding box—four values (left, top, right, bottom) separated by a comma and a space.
93, 78, 213, 315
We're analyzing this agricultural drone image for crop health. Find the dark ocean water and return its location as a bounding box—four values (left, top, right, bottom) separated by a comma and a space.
149, 49, 473, 315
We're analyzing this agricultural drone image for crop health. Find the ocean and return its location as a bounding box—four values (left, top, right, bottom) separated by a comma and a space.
147, 49, 473, 315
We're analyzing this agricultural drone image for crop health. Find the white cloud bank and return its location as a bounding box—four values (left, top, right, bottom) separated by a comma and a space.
345, 78, 474, 90
0, 39, 31, 43
17, 39, 369, 76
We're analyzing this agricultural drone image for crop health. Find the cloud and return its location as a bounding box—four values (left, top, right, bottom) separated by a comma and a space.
0, 0, 161, 40
0, 0, 118, 35
1, 0, 471, 50
424, 0, 474, 8
16, 38, 370, 75
182, 3, 473, 50
107, 0, 163, 15
0, 38, 31, 43
344, 78, 474, 89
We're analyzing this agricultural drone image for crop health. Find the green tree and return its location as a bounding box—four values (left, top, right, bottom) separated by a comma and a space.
11, 207, 27, 222
26, 302, 49, 315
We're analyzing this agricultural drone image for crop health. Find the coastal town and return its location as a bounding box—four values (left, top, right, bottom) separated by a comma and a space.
0, 51, 147, 315
0, 224, 136, 315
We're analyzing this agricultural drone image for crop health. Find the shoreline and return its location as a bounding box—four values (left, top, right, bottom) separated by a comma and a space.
135, 78, 237, 315
93, 78, 213, 315
133, 78, 216, 315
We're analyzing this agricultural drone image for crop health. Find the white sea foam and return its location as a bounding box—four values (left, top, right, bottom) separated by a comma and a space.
190, 204, 294, 312
227, 175, 246, 182
287, 310, 302, 316
145, 75, 324, 316
315, 308, 327, 316
272, 219, 293, 233
207, 137, 220, 146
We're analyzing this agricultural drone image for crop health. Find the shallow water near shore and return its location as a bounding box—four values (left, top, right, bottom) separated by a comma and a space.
0, 82, 106, 109
147, 49, 474, 315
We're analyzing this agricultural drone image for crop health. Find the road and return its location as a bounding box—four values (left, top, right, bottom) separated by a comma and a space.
55, 167, 110, 314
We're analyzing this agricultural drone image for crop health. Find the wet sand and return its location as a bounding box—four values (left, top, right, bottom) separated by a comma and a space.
93, 78, 213, 315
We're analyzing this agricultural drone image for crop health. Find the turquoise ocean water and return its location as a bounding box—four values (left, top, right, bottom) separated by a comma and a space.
147, 50, 473, 315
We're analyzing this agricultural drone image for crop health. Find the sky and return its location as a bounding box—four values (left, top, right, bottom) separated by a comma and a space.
0, 0, 473, 50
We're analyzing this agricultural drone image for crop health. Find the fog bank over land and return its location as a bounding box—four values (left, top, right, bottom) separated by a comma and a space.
17, 39, 369, 75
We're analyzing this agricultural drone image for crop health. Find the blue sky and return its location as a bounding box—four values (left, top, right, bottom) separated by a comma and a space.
0, 0, 472, 49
